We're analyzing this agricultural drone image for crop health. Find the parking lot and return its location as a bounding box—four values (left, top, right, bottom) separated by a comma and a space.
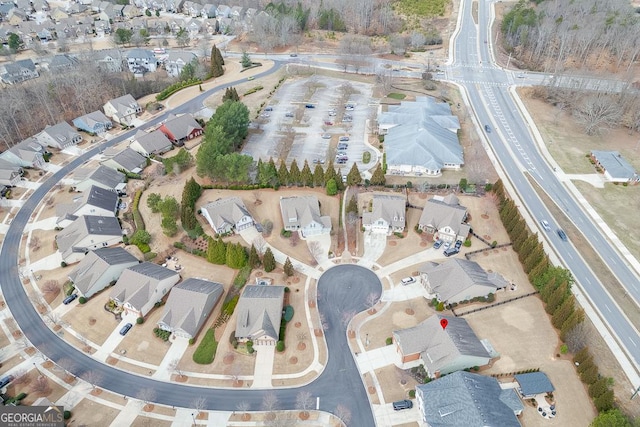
242, 77, 376, 173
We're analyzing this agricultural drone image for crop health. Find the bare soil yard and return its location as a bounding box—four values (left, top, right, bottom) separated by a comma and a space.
115, 307, 172, 367
62, 289, 120, 346
67, 398, 120, 427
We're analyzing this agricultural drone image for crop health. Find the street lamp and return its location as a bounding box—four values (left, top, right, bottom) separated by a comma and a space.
191, 413, 196, 426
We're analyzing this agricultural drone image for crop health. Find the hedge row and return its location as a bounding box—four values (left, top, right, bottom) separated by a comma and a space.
156, 78, 202, 101
132, 190, 145, 231
244, 85, 263, 96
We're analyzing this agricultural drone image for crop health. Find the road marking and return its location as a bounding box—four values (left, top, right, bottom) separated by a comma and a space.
630, 337, 637, 347
605, 304, 612, 313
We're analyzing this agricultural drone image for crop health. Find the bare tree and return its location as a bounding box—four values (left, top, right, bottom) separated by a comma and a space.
252, 190, 262, 205
289, 232, 300, 247
296, 390, 313, 416
319, 312, 329, 331
30, 375, 51, 395
334, 404, 352, 426
81, 370, 103, 390
308, 241, 323, 260
340, 310, 357, 329
226, 363, 242, 385
41, 280, 60, 296
565, 322, 589, 353
296, 331, 307, 345
365, 292, 380, 311
168, 358, 185, 379
191, 396, 207, 416
573, 92, 623, 135
12, 369, 30, 385
136, 388, 157, 405
56, 357, 76, 378
261, 392, 279, 412
29, 236, 41, 252
236, 400, 250, 413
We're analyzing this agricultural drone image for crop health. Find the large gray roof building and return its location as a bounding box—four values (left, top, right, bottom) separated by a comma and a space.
72, 165, 125, 192
235, 285, 285, 344
280, 196, 331, 238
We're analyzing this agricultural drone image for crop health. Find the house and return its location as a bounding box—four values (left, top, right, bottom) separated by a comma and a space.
235, 285, 285, 345
229, 5, 243, 20
418, 193, 470, 243
1, 59, 39, 85
122, 4, 142, 18
73, 111, 113, 135
109, 262, 180, 318
362, 194, 406, 235
416, 371, 523, 427
158, 113, 203, 145
72, 165, 125, 192
393, 314, 497, 376
201, 197, 254, 234
216, 4, 230, 18
48, 54, 79, 70
125, 48, 158, 75
514, 372, 554, 399
164, 51, 196, 77
379, 96, 463, 177
55, 215, 123, 264
280, 196, 331, 238
419, 258, 509, 304
50, 7, 68, 21
103, 94, 142, 126
68, 247, 139, 298
101, 148, 146, 174
56, 185, 119, 227
7, 9, 28, 25
129, 130, 173, 156
201, 4, 217, 18
35, 122, 83, 149
157, 278, 223, 339
0, 138, 46, 169
0, 159, 22, 186
590, 150, 639, 184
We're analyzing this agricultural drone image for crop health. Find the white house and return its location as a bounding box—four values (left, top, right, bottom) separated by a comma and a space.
109, 262, 180, 318
165, 51, 197, 78
362, 193, 406, 235
35, 122, 83, 149
55, 215, 123, 264
129, 130, 173, 156
201, 197, 254, 234
56, 185, 118, 227
279, 196, 331, 238
68, 247, 139, 298
103, 94, 142, 126
418, 193, 470, 243
125, 48, 158, 75
71, 165, 126, 192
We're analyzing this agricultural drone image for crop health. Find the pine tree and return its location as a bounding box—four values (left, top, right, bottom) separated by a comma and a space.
283, 257, 294, 277
545, 282, 568, 314
573, 347, 591, 364
493, 179, 505, 201
267, 158, 278, 186
206, 237, 216, 263
263, 247, 276, 272
181, 178, 201, 231
593, 390, 614, 412
214, 44, 225, 65
346, 163, 362, 186
560, 308, 584, 341
324, 160, 337, 185
580, 365, 599, 385
313, 164, 325, 187
289, 159, 301, 186
300, 160, 314, 187
335, 168, 345, 191
552, 297, 575, 329
277, 161, 289, 186
346, 195, 358, 214
248, 244, 260, 268
576, 356, 594, 374
226, 242, 247, 269
210, 45, 224, 77
588, 377, 609, 398
208, 237, 227, 265
370, 163, 386, 186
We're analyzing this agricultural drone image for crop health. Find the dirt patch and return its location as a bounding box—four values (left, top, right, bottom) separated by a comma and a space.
68, 398, 120, 426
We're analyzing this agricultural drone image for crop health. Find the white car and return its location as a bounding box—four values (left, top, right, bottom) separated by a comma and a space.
401, 277, 415, 285
540, 220, 551, 232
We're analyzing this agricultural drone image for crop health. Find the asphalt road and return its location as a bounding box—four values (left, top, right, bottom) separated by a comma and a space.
449, 0, 640, 372
0, 60, 380, 421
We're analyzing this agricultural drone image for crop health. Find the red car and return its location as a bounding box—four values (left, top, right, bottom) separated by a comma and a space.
324, 121, 333, 126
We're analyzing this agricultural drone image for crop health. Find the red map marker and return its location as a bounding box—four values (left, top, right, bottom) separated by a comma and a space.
440, 318, 448, 330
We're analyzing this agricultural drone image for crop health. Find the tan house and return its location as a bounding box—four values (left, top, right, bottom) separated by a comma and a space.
280, 196, 331, 238
68, 247, 139, 298
103, 94, 142, 126
362, 193, 406, 235
235, 285, 285, 345
418, 193, 470, 243
201, 197, 254, 234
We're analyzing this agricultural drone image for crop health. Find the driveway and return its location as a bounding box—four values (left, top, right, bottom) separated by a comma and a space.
358, 231, 387, 268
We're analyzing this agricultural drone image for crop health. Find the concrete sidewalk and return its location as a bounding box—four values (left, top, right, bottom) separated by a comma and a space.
153, 337, 190, 381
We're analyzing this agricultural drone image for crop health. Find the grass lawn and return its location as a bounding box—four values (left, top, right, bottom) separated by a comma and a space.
387, 93, 407, 100
396, 0, 447, 17
193, 328, 218, 364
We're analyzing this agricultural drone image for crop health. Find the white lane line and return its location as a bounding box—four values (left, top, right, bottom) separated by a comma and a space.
630, 337, 637, 347
604, 304, 612, 313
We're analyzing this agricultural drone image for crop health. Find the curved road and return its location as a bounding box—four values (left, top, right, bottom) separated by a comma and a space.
0, 62, 378, 425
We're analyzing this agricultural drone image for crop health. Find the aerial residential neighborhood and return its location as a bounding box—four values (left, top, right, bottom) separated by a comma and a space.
0, 0, 638, 426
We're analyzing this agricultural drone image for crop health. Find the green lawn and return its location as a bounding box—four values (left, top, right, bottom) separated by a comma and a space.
396, 0, 447, 17
387, 93, 406, 100
192, 329, 218, 364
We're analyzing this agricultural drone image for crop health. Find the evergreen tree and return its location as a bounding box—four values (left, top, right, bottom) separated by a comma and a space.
492, 179, 505, 201
267, 158, 278, 185
590, 409, 632, 427
289, 159, 301, 186
248, 244, 260, 268
324, 160, 337, 184
527, 258, 549, 284
576, 356, 594, 374
346, 195, 358, 214
147, 193, 162, 213
226, 242, 247, 269
181, 178, 201, 231
560, 309, 584, 341
588, 377, 609, 399
573, 347, 591, 364
263, 247, 276, 272
313, 164, 325, 187
283, 257, 294, 277
214, 44, 224, 65
370, 163, 386, 186
594, 390, 615, 412
210, 45, 224, 77
300, 160, 314, 187
326, 178, 337, 196
161, 217, 178, 237
346, 162, 362, 186
222, 87, 240, 102
207, 237, 227, 264
580, 365, 599, 385
545, 282, 569, 314
552, 297, 575, 329
277, 161, 289, 186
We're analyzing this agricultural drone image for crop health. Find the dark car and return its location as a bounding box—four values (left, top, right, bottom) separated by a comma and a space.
119, 323, 133, 336
305, 104, 315, 109
444, 247, 460, 257
289, 53, 298, 57
393, 399, 413, 411
0, 376, 14, 389
433, 239, 443, 249
454, 240, 463, 250
557, 229, 568, 241
63, 294, 78, 305
484, 124, 491, 133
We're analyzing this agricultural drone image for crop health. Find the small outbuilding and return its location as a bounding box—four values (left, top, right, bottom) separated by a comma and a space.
514, 372, 555, 399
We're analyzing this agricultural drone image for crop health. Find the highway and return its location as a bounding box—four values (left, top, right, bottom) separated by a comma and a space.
449, 0, 640, 374
0, 61, 377, 425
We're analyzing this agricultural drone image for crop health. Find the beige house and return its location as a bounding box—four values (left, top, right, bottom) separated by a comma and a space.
35, 122, 82, 149
68, 247, 139, 298
109, 262, 180, 318
362, 194, 406, 235
157, 278, 224, 339
419, 258, 509, 304
201, 197, 254, 235
56, 185, 119, 227
103, 94, 142, 126
235, 285, 285, 345
55, 216, 123, 264
280, 196, 331, 238
418, 194, 470, 243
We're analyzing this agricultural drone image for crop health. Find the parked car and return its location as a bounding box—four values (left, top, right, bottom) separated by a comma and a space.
264, 106, 273, 111
285, 112, 294, 118
289, 53, 298, 57
324, 121, 334, 126
339, 136, 350, 142
444, 247, 460, 257
342, 175, 347, 183
401, 277, 415, 285
328, 111, 337, 117
337, 143, 348, 150
540, 220, 551, 231
322, 133, 331, 139
63, 294, 78, 305
119, 323, 133, 336
557, 229, 568, 241
484, 124, 491, 132
433, 239, 443, 249
305, 104, 315, 109
443, 241, 451, 249
345, 104, 355, 111
0, 376, 14, 389
393, 400, 413, 411
454, 240, 463, 250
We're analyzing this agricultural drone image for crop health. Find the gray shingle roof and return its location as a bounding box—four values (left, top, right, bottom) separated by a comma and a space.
74, 165, 125, 190
158, 278, 224, 338
235, 285, 285, 341
105, 148, 146, 172
56, 215, 122, 256
362, 194, 406, 229
279, 196, 331, 230
109, 262, 180, 311
68, 247, 139, 295
56, 185, 118, 221
591, 150, 637, 180
514, 372, 554, 396
126, 48, 155, 60
419, 259, 507, 302
394, 315, 490, 374
419, 194, 468, 234
161, 114, 202, 141
416, 371, 522, 427
37, 122, 81, 147
201, 197, 253, 233
132, 130, 172, 154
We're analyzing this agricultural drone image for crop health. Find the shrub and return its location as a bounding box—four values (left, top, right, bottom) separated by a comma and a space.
193, 329, 218, 364
244, 85, 264, 96
464, 239, 472, 247
64, 411, 71, 420
385, 337, 393, 345
276, 340, 285, 352
136, 317, 144, 324
436, 302, 444, 311
283, 305, 294, 322
15, 392, 27, 401
362, 151, 371, 164
247, 340, 254, 354
78, 297, 87, 304
222, 295, 240, 316
408, 389, 415, 398
491, 240, 497, 248
486, 293, 495, 303
189, 338, 195, 345
560, 344, 568, 354
61, 261, 67, 268
156, 78, 202, 101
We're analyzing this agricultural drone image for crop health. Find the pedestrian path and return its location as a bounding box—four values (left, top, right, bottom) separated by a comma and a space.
355, 346, 398, 374
251, 344, 275, 388
153, 337, 190, 381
